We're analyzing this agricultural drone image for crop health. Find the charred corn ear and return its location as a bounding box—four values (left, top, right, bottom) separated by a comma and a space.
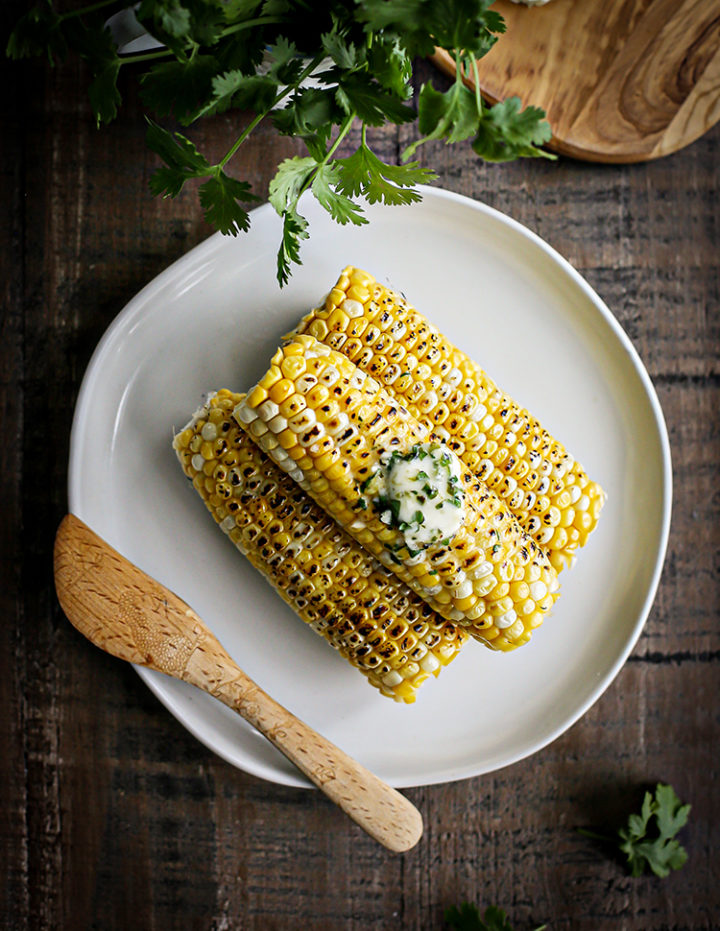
289, 266, 606, 572
236, 337, 560, 650
174, 389, 467, 702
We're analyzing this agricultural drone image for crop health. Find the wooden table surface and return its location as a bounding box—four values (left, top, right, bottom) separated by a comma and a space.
2, 10, 719, 928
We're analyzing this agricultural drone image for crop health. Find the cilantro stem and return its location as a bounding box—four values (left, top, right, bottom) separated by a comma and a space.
296, 110, 356, 197
470, 57, 483, 116
221, 16, 284, 38
470, 56, 483, 116
118, 49, 174, 66
217, 52, 326, 170
324, 113, 356, 162
58, 0, 118, 21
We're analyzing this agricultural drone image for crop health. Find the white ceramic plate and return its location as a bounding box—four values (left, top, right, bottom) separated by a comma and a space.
68, 187, 671, 789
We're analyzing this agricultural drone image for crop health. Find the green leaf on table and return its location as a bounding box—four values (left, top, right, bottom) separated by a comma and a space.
336, 142, 435, 206
311, 164, 366, 226
618, 784, 691, 878
268, 155, 317, 214
198, 172, 259, 235
472, 97, 554, 162
445, 902, 546, 931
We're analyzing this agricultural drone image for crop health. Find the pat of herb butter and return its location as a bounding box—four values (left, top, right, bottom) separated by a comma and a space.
363, 443, 466, 552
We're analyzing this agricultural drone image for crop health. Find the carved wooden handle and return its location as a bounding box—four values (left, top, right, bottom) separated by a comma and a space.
54, 514, 423, 852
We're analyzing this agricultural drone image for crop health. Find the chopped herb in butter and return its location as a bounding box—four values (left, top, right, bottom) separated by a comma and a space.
363, 443, 466, 550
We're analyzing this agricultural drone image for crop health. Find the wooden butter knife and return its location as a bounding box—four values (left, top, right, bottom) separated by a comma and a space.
53, 514, 423, 853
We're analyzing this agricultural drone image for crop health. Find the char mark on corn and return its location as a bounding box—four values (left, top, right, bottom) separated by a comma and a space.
174, 389, 467, 702
235, 337, 560, 650
288, 266, 606, 572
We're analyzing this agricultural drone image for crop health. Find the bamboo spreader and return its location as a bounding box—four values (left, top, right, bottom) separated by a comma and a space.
53, 514, 423, 852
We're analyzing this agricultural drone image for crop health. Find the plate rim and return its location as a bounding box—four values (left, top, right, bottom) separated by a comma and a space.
68, 185, 672, 788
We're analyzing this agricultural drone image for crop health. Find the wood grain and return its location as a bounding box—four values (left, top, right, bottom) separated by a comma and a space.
2, 18, 719, 929
432, 0, 720, 162
54, 514, 423, 854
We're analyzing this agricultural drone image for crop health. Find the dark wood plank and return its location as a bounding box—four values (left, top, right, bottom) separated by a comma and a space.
2, 30, 719, 931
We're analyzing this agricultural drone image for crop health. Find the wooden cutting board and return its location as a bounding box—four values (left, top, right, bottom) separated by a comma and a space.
432, 0, 720, 163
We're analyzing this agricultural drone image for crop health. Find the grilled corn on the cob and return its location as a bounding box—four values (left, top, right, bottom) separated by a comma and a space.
235, 337, 560, 650
290, 266, 606, 572
174, 389, 468, 702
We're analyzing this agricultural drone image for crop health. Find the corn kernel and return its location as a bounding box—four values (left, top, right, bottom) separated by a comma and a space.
281, 355, 306, 380
347, 284, 370, 303
247, 385, 267, 408
325, 461, 348, 481
269, 379, 295, 404
349, 268, 375, 288
259, 367, 282, 391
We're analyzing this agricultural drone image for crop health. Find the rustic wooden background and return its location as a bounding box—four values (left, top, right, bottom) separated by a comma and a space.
2, 4, 719, 927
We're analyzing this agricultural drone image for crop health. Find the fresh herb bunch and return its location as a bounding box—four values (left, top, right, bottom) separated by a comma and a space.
579, 783, 691, 878
8, 0, 554, 284
445, 902, 546, 931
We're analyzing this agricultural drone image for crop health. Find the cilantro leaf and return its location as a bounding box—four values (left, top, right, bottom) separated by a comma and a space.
6, 0, 555, 286
193, 71, 278, 120
276, 207, 309, 286
617, 784, 691, 878
221, 0, 263, 20
427, 0, 504, 58
335, 73, 415, 127
140, 57, 220, 124
473, 98, 554, 163
321, 30, 360, 71
146, 120, 211, 197
445, 902, 546, 931
403, 80, 479, 160
268, 156, 316, 214
357, 0, 504, 59
6, 0, 65, 62
311, 164, 366, 226
136, 0, 192, 47
337, 140, 435, 206
265, 36, 304, 85
198, 172, 259, 235
88, 58, 121, 125
271, 87, 342, 137
146, 120, 210, 173
367, 36, 412, 98
355, 0, 433, 57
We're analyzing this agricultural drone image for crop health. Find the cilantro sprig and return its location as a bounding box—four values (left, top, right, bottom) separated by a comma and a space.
445, 903, 546, 931
578, 783, 691, 878
8, 0, 555, 284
